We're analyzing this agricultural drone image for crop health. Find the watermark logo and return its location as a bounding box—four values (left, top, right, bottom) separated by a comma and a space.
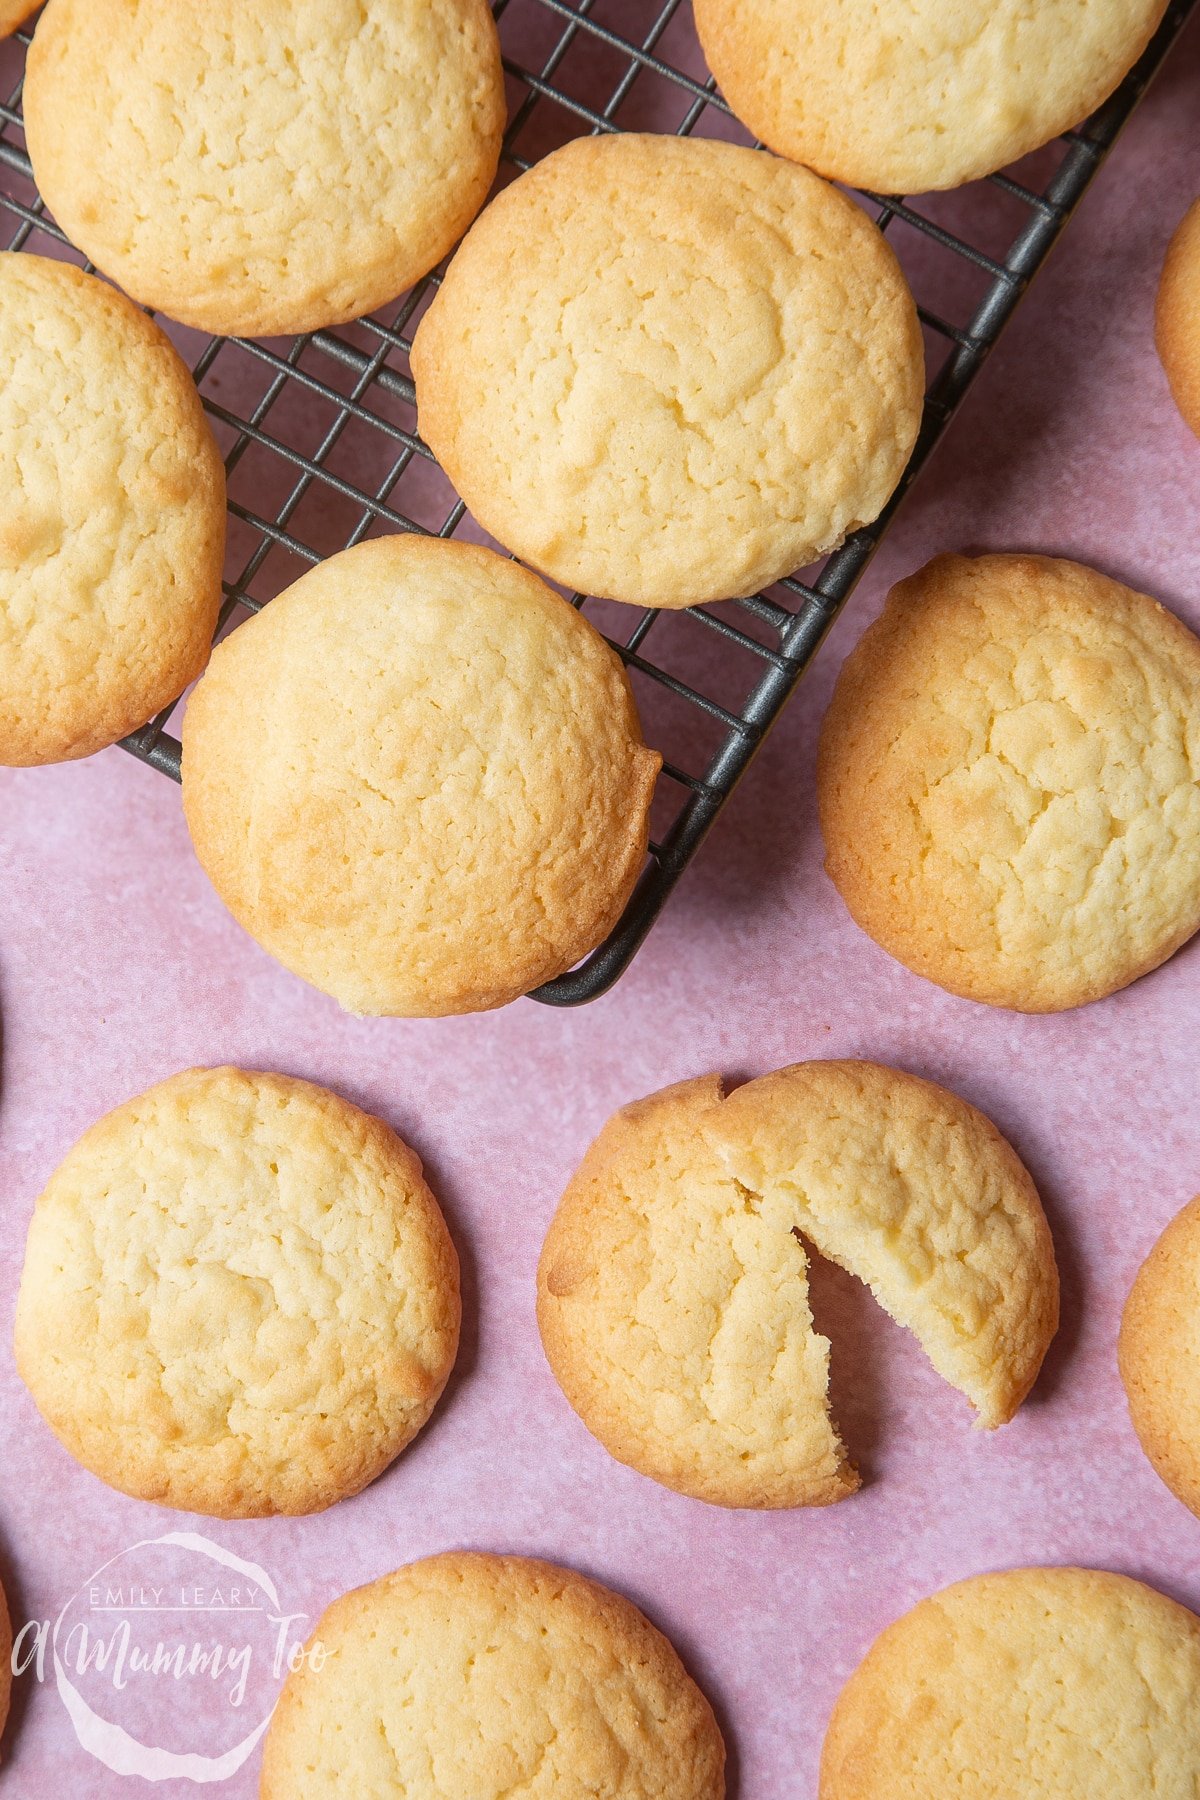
12, 1532, 323, 1782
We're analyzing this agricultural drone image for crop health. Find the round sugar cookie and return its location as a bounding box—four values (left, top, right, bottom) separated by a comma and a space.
1157, 200, 1200, 439
412, 133, 924, 608
181, 536, 659, 1016
536, 1062, 1055, 1509
694, 0, 1168, 194
818, 553, 1200, 1011
1120, 1195, 1200, 1519
1, 1, 39, 38
260, 1552, 726, 1799
0, 253, 225, 765
820, 1567, 1200, 1798
13, 1067, 460, 1518
24, 0, 505, 337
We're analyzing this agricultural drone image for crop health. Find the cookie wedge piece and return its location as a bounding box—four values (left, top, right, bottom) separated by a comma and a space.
711, 1061, 1058, 1429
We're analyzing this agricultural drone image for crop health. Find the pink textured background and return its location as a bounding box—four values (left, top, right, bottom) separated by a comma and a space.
2, 10, 1200, 1795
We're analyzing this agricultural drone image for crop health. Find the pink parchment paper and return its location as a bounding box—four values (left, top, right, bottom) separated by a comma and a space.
2, 11, 1200, 1795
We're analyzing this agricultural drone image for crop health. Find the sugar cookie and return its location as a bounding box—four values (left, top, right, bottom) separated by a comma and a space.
412, 133, 923, 608
25, 0, 505, 336
821, 1567, 1200, 1798
1157, 199, 1200, 438
14, 1067, 460, 1517
695, 0, 1168, 193
0, 253, 224, 765
537, 1061, 1056, 1507
1120, 1194, 1200, 1518
182, 536, 659, 1016
819, 553, 1200, 1010
260, 1551, 726, 1799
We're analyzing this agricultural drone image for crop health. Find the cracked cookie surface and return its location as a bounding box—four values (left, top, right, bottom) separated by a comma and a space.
181, 536, 660, 1016
1120, 1194, 1200, 1520
24, 0, 505, 337
818, 553, 1200, 1011
13, 1066, 460, 1517
536, 1062, 1054, 1508
412, 134, 923, 608
820, 1567, 1200, 1798
0, 253, 225, 765
695, 0, 1168, 193
260, 1551, 726, 1800
1157, 199, 1200, 439
710, 1060, 1057, 1429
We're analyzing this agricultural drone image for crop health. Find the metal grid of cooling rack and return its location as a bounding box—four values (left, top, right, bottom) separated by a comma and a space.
0, 0, 1194, 1004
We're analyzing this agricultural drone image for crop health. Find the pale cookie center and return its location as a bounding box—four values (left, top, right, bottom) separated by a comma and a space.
710, 1146, 1017, 1436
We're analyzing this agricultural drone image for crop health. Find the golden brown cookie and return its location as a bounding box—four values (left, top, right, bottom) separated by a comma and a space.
412, 133, 923, 608
537, 1061, 1056, 1508
1, 0, 39, 37
14, 1067, 460, 1517
0, 253, 224, 765
181, 536, 659, 1017
1157, 199, 1200, 438
25, 0, 505, 337
1120, 1194, 1200, 1518
260, 1551, 726, 1799
818, 553, 1200, 1011
820, 1567, 1200, 1798
695, 0, 1168, 194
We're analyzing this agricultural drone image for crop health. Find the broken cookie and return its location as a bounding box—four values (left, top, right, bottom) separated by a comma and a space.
535, 1060, 1058, 1508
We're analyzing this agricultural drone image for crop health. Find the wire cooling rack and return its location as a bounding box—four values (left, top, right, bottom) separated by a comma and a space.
0, 1, 1194, 1004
